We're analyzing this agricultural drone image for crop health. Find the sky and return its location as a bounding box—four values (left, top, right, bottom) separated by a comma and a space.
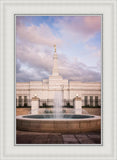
16, 16, 101, 82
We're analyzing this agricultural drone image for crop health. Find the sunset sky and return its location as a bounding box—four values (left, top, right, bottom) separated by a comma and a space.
16, 16, 101, 82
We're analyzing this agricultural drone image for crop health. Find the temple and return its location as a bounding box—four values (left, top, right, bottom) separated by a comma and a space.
16, 45, 101, 108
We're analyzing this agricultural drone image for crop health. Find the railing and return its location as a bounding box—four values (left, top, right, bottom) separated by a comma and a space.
16, 99, 101, 107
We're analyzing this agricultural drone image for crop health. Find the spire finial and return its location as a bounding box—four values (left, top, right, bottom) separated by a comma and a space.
54, 44, 56, 53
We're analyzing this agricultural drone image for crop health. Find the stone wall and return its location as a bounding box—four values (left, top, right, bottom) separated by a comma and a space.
16, 108, 101, 116
17, 116, 101, 133
82, 108, 101, 116
16, 108, 31, 116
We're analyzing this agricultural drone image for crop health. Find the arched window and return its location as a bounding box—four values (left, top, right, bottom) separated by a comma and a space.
18, 96, 22, 106
95, 96, 98, 106
84, 96, 88, 106
24, 96, 27, 106
90, 96, 93, 106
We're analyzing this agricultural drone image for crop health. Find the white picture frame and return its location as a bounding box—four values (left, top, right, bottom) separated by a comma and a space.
0, 0, 117, 160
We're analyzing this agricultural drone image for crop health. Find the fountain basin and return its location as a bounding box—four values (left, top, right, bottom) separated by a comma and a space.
16, 114, 101, 133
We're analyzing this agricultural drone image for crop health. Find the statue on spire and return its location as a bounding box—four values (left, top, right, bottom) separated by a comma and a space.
54, 44, 56, 53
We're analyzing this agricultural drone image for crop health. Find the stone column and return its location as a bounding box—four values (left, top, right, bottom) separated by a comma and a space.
31, 95, 39, 114
74, 94, 82, 114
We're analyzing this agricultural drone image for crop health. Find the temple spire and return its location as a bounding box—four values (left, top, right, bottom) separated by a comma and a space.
52, 45, 59, 76
54, 44, 56, 53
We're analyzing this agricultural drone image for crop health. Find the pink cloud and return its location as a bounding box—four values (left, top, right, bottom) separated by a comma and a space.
84, 16, 101, 33
16, 43, 53, 73
54, 16, 101, 41
16, 18, 62, 47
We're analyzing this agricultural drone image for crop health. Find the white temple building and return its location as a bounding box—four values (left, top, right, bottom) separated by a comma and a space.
16, 46, 101, 108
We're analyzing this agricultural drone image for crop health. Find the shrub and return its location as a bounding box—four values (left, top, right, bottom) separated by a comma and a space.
63, 105, 74, 108
16, 106, 31, 108
82, 105, 101, 108
44, 109, 49, 113
40, 105, 53, 108
49, 110, 53, 113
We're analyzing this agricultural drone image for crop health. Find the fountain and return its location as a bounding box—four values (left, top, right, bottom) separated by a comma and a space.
54, 91, 63, 119
16, 93, 101, 133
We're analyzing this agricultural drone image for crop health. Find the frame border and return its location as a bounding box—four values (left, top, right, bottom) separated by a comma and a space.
0, 0, 117, 160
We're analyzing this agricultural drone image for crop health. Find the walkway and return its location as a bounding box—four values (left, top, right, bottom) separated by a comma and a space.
16, 131, 101, 144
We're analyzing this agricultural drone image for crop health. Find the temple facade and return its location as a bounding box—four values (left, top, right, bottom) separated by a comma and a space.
16, 46, 101, 107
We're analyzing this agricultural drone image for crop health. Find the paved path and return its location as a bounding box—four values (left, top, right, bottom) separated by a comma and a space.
16, 131, 101, 144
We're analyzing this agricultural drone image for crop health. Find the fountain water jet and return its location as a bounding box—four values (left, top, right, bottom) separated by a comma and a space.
53, 91, 63, 119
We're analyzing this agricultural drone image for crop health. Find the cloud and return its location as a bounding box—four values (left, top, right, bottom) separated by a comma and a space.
58, 55, 101, 82
54, 16, 101, 41
16, 59, 21, 73
16, 17, 62, 47
16, 67, 49, 82
85, 44, 97, 51
16, 43, 101, 82
16, 16, 101, 82
16, 43, 53, 77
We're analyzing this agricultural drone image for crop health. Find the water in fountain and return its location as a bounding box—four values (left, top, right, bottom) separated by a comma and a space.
54, 91, 63, 119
